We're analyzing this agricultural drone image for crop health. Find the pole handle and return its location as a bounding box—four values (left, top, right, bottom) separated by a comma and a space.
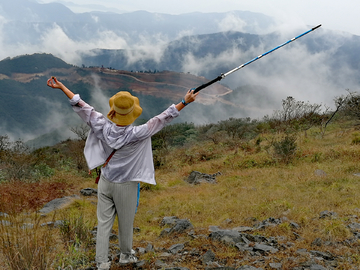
193, 75, 223, 93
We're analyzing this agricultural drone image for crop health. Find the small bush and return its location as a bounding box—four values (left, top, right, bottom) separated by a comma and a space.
271, 134, 297, 164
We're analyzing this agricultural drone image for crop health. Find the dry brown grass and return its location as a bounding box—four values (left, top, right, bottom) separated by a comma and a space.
2, 122, 360, 268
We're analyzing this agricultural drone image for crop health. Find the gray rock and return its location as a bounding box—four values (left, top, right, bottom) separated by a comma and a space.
155, 259, 168, 268
145, 243, 154, 253
160, 216, 179, 226
296, 248, 310, 256
1, 220, 11, 226
309, 264, 327, 270
314, 169, 327, 176
236, 266, 264, 270
232, 226, 254, 232
54, 220, 66, 228
253, 243, 279, 254
255, 217, 282, 229
109, 233, 118, 241
41, 221, 54, 227
168, 243, 184, 254
235, 243, 253, 252
39, 195, 80, 213
209, 230, 242, 245
311, 238, 323, 246
310, 250, 334, 261
319, 210, 337, 219
209, 225, 221, 232
80, 188, 97, 196
136, 247, 146, 255
185, 171, 221, 185
160, 228, 172, 237
165, 267, 190, 270
269, 263, 282, 269
21, 223, 34, 229
0, 212, 9, 217
348, 222, 360, 231
202, 249, 216, 264
290, 221, 300, 229
171, 219, 194, 234
135, 260, 147, 268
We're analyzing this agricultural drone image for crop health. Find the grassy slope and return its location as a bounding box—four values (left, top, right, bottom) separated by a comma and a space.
2, 120, 360, 268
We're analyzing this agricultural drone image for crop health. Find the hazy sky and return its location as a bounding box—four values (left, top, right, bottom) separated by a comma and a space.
41, 0, 360, 36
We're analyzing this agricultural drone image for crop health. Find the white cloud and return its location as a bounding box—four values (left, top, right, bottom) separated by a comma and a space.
217, 13, 247, 33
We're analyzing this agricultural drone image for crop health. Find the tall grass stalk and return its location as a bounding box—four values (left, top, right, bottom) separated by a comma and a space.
0, 214, 57, 270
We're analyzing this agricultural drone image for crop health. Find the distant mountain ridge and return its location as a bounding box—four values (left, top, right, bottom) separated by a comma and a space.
0, 0, 276, 47
80, 29, 360, 89
0, 53, 244, 148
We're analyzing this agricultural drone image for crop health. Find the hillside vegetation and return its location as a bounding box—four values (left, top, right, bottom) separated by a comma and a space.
0, 53, 234, 145
1, 94, 360, 269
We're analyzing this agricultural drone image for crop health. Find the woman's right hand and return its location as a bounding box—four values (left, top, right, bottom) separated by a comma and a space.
47, 76, 64, 89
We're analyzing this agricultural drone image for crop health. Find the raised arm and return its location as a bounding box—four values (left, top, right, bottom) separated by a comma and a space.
47, 76, 75, 99
175, 88, 199, 111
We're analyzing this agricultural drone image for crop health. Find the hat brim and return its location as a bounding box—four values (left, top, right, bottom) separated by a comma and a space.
107, 93, 142, 126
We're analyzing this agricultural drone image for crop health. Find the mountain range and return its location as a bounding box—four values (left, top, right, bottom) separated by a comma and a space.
1, 0, 360, 147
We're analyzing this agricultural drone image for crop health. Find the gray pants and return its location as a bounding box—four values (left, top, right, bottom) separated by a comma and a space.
95, 174, 138, 264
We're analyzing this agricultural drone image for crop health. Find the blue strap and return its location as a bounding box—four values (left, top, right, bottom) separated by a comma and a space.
135, 183, 140, 213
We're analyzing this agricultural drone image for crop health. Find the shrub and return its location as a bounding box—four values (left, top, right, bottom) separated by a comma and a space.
271, 134, 298, 164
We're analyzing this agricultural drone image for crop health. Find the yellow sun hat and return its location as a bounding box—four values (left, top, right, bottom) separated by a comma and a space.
107, 91, 142, 126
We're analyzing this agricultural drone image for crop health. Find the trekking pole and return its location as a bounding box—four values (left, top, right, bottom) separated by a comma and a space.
192, 24, 322, 93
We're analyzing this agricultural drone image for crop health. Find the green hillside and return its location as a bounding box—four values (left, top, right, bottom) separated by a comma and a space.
0, 53, 73, 76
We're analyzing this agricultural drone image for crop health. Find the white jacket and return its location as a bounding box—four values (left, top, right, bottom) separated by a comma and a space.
70, 94, 180, 185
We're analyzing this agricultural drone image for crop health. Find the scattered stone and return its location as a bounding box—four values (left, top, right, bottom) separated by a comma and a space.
80, 188, 97, 196
290, 221, 300, 229
253, 243, 279, 254
185, 171, 221, 185
237, 266, 264, 270
168, 243, 185, 254
159, 252, 172, 258
310, 250, 335, 261
155, 259, 168, 268
145, 243, 154, 253
223, 218, 233, 224
209, 225, 221, 232
109, 233, 118, 241
41, 221, 55, 227
38, 195, 80, 213
209, 230, 242, 245
161, 216, 179, 226
169, 219, 194, 234
232, 226, 254, 232
255, 217, 282, 229
135, 260, 147, 268
165, 267, 190, 270
311, 238, 323, 247
0, 212, 9, 217
21, 223, 34, 229
54, 220, 66, 228
136, 247, 146, 255
269, 263, 282, 269
160, 228, 172, 237
314, 170, 327, 177
1, 220, 11, 226
319, 210, 338, 219
235, 243, 253, 252
309, 264, 327, 270
348, 222, 360, 232
296, 249, 310, 256
202, 249, 216, 264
